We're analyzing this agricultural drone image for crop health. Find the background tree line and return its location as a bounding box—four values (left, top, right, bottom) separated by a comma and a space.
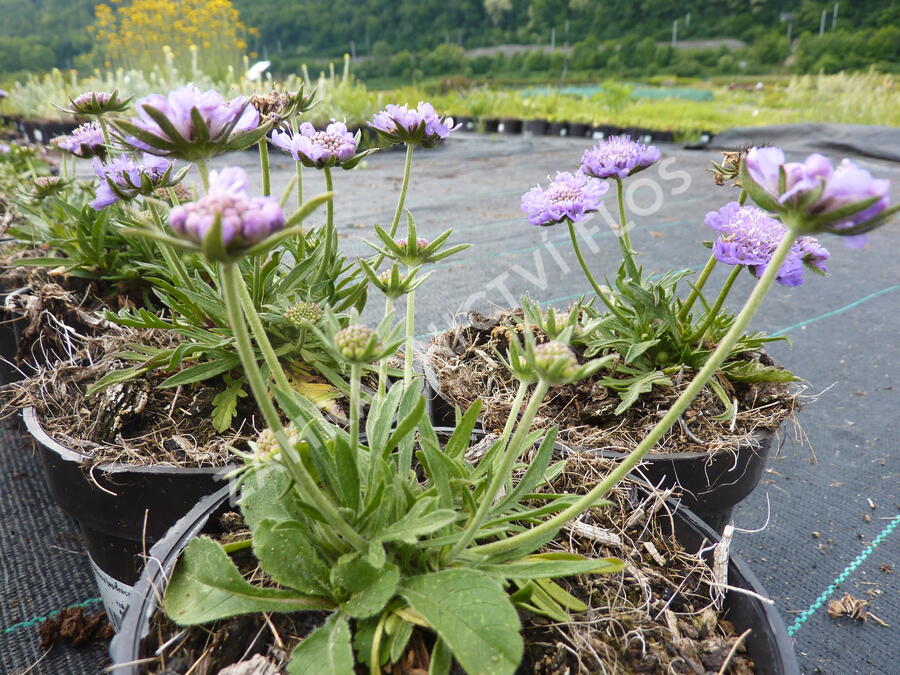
0, 0, 897, 80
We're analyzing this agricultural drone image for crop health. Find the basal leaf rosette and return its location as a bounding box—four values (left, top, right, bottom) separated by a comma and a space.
111, 85, 272, 162
740, 147, 898, 246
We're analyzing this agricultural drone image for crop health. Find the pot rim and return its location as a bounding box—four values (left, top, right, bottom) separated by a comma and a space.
421, 347, 778, 462
23, 406, 237, 476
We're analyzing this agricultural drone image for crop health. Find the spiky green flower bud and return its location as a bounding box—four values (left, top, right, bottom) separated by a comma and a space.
284, 301, 322, 326
335, 324, 382, 362
533, 340, 579, 384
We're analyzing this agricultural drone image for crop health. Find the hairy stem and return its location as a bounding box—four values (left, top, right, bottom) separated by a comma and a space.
378, 295, 393, 395
372, 143, 414, 270
678, 252, 718, 322
258, 138, 271, 196
148, 200, 192, 291
567, 219, 626, 321
350, 362, 362, 462
690, 264, 743, 345
196, 159, 210, 193
404, 287, 416, 383
220, 262, 366, 550
615, 177, 639, 279
466, 228, 799, 559
449, 379, 550, 559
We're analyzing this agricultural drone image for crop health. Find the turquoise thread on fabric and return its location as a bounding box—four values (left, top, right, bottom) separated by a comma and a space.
2, 597, 101, 634
787, 515, 900, 637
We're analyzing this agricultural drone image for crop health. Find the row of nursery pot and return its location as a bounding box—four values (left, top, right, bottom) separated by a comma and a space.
452, 115, 689, 144
0, 84, 895, 674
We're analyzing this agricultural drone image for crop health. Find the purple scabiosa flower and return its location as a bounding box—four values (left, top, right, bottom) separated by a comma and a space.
56, 121, 107, 159
270, 121, 359, 169
0, 143, 10, 154
90, 153, 181, 210
369, 102, 459, 148
705, 202, 830, 286
742, 147, 895, 246
521, 171, 609, 227
580, 135, 660, 180
115, 85, 264, 161
168, 167, 284, 254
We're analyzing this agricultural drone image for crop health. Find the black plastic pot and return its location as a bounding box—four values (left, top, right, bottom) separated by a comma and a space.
482, 118, 500, 133
453, 115, 473, 132
109, 482, 798, 674
0, 287, 27, 386
568, 122, 591, 138
24, 407, 235, 630
523, 118, 549, 136
548, 121, 569, 136
423, 362, 773, 534
498, 118, 523, 135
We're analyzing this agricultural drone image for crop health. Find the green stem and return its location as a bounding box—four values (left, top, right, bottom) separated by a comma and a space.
220, 262, 367, 551
466, 228, 800, 559
567, 219, 626, 321
678, 252, 718, 322
97, 117, 112, 149
311, 167, 335, 291
378, 295, 393, 395
403, 287, 415, 384
372, 143, 414, 270
296, 160, 303, 207
233, 264, 294, 394
219, 263, 282, 431
615, 177, 639, 279
449, 379, 550, 560
258, 138, 271, 196
148, 200, 192, 290
689, 264, 742, 345
738, 189, 748, 206
196, 159, 210, 193
350, 362, 362, 461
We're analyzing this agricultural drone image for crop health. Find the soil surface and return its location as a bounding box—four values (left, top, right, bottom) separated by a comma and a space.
427, 309, 797, 456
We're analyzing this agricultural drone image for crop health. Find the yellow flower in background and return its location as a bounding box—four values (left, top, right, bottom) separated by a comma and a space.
86, 0, 250, 79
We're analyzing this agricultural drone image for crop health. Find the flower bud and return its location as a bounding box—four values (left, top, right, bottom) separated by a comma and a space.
284, 301, 322, 326
533, 341, 579, 384
31, 176, 68, 200
255, 428, 280, 460
335, 324, 382, 362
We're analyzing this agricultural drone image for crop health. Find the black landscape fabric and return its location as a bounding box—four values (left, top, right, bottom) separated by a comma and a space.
2, 130, 897, 674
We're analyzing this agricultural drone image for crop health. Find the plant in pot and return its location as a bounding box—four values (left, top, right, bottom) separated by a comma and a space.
6, 91, 469, 628
107, 142, 896, 673
425, 138, 895, 532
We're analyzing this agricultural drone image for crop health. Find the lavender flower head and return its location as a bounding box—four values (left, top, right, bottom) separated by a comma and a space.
521, 171, 609, 227
90, 153, 177, 210
56, 121, 107, 159
580, 135, 660, 180
705, 202, 830, 286
168, 167, 284, 254
369, 102, 460, 148
119, 85, 262, 161
743, 147, 894, 247
270, 121, 358, 169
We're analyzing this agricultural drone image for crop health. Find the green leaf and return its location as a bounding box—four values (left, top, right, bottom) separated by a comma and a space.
160, 356, 240, 388
429, 637, 452, 675
85, 364, 150, 395
375, 499, 458, 544
253, 519, 331, 595
211, 374, 247, 431
478, 553, 624, 580
400, 569, 523, 675
286, 614, 354, 675
624, 338, 660, 365
723, 360, 798, 383
239, 463, 309, 530
331, 555, 400, 619
164, 537, 333, 625
605, 371, 673, 414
